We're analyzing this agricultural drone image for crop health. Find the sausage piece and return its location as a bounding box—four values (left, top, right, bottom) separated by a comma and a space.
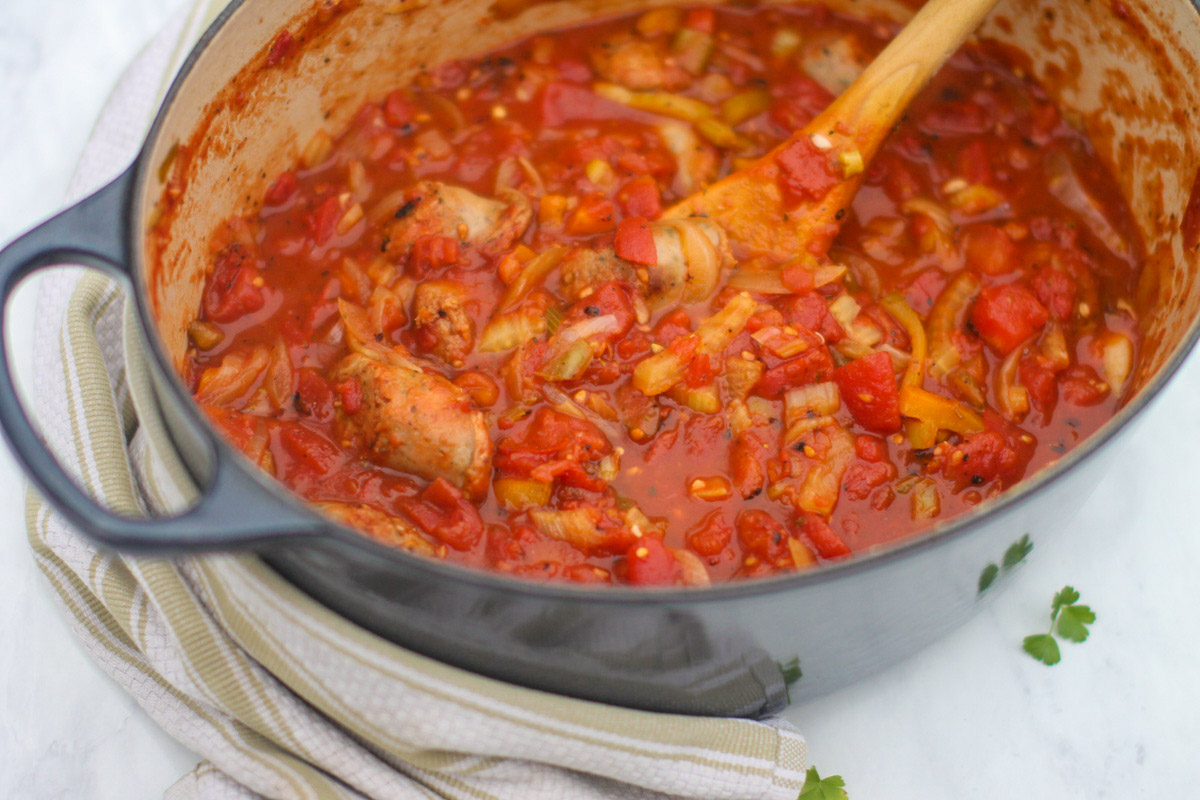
412, 280, 475, 367
331, 352, 492, 498
315, 501, 437, 556
590, 34, 690, 91
383, 181, 531, 261
559, 218, 732, 304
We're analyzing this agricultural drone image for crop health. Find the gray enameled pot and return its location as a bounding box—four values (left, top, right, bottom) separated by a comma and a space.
1, 0, 1199, 717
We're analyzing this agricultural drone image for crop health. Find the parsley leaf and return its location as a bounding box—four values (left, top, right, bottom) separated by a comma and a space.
1051, 586, 1081, 614
978, 535, 1035, 596
1056, 604, 1096, 643
1022, 633, 1061, 665
1002, 534, 1033, 569
799, 767, 848, 800
1024, 585, 1096, 664
977, 563, 1000, 594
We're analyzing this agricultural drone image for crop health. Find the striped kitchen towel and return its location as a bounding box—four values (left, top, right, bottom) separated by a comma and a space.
21, 2, 808, 798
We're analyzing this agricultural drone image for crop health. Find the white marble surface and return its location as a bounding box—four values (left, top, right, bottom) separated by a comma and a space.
1, 1, 1199, 798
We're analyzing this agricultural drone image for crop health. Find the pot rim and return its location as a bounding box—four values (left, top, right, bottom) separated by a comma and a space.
130, 0, 1200, 605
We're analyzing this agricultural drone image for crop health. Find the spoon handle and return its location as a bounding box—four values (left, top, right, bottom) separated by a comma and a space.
667, 0, 1003, 263
827, 0, 1002, 152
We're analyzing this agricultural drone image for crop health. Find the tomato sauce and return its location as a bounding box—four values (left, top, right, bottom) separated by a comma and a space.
178, 5, 1146, 586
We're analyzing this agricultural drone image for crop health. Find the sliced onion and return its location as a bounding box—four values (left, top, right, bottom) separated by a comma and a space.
264, 338, 294, 409
542, 384, 624, 443
196, 347, 270, 405
728, 268, 788, 295
530, 508, 606, 549
927, 271, 981, 380
1047, 150, 1132, 261
557, 313, 620, 345
785, 382, 841, 421
1099, 331, 1134, 395
496, 246, 567, 313
911, 478, 941, 521
901, 197, 954, 237
996, 339, 1032, 420
671, 548, 712, 587
1040, 321, 1071, 371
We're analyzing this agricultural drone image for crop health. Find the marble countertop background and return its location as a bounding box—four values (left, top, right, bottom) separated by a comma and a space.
1, 1, 1198, 797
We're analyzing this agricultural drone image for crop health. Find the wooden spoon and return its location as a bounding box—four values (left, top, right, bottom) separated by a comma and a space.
665, 0, 1003, 264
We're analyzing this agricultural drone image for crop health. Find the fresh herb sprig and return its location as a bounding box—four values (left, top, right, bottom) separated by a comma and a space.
1022, 585, 1096, 665
799, 767, 849, 799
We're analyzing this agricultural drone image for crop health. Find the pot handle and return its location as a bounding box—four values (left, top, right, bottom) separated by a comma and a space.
0, 164, 326, 553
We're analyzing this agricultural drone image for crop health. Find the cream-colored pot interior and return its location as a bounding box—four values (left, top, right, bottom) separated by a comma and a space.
142, 0, 1200, 405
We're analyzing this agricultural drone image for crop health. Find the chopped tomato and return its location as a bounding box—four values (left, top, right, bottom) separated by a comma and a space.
295, 369, 335, 420
336, 378, 362, 415
904, 268, 947, 313
651, 308, 692, 345
278, 424, 344, 476
842, 460, 895, 501
730, 429, 769, 499
780, 262, 815, 293
833, 352, 902, 434
265, 29, 294, 67
854, 434, 888, 463
755, 347, 835, 398
264, 172, 298, 206
801, 513, 851, 559
541, 82, 640, 127
1019, 355, 1059, 418
776, 136, 839, 207
498, 408, 608, 456
561, 281, 636, 342
770, 75, 833, 133
780, 293, 845, 343
684, 7, 715, 32
308, 195, 343, 246
383, 90, 417, 128
400, 477, 485, 550
736, 509, 790, 565
1031, 266, 1077, 321
939, 431, 1022, 489
962, 224, 1019, 276
687, 511, 732, 558
616, 177, 663, 219
624, 536, 678, 585
408, 235, 461, 275
970, 284, 1049, 355
957, 139, 993, 185
565, 193, 617, 235
1060, 364, 1111, 406
614, 217, 657, 265
203, 244, 264, 323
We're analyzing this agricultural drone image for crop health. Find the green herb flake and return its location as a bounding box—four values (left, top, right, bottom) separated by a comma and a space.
1022, 633, 1061, 666
1001, 534, 1033, 569
977, 563, 1000, 594
799, 767, 849, 800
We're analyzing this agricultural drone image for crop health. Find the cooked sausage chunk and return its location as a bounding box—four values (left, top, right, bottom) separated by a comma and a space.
559, 248, 638, 302
383, 181, 531, 261
412, 280, 475, 367
331, 352, 491, 498
315, 501, 437, 556
559, 218, 732, 304
590, 34, 690, 91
